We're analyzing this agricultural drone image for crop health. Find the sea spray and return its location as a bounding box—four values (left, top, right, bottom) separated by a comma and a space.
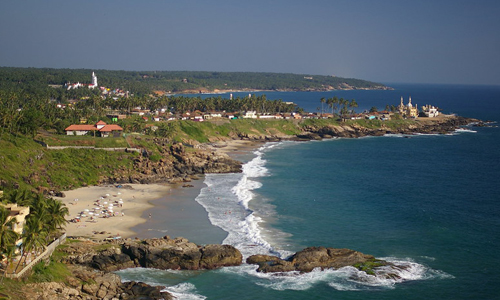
194, 143, 292, 259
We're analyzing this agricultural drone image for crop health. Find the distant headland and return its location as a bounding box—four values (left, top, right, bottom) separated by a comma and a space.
0, 67, 392, 96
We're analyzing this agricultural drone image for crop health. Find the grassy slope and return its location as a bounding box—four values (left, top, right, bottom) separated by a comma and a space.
0, 134, 138, 191
1, 118, 423, 191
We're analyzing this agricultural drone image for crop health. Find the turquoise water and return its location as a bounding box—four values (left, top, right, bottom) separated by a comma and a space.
117, 85, 500, 299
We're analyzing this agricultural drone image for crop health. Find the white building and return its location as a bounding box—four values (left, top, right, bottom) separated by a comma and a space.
66, 72, 98, 90
421, 104, 439, 117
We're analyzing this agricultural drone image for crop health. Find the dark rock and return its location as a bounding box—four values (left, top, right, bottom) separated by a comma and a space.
247, 247, 375, 273
200, 244, 243, 269
82, 236, 242, 272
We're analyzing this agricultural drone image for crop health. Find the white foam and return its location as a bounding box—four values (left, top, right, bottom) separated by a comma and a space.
196, 141, 454, 292
163, 283, 206, 300
218, 254, 453, 292
383, 133, 407, 138
195, 142, 294, 259
454, 128, 477, 133
116, 268, 207, 299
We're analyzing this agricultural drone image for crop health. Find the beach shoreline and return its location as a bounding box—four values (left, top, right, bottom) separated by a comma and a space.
57, 183, 171, 239
59, 139, 264, 241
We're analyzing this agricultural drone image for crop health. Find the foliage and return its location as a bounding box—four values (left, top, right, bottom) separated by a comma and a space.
0, 67, 387, 97
27, 259, 71, 283
0, 135, 136, 191
353, 259, 388, 275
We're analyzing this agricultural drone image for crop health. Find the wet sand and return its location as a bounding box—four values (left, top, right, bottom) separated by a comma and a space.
56, 184, 170, 239
58, 139, 263, 242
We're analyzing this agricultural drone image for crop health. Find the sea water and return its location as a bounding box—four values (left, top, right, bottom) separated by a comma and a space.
117, 84, 500, 299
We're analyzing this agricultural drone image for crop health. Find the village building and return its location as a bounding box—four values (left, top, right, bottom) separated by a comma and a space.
398, 96, 419, 118
64, 120, 123, 137
1, 203, 30, 251
65, 72, 98, 90
421, 104, 439, 117
243, 111, 258, 119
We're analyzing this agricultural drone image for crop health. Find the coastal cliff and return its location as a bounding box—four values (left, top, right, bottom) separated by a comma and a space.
91, 115, 480, 188
21, 238, 409, 299
97, 142, 242, 186
0, 115, 480, 195
21, 236, 242, 300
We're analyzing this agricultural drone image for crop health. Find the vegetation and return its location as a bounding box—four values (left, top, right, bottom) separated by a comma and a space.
0, 189, 69, 285
320, 96, 358, 118
0, 67, 388, 97
353, 259, 388, 275
0, 134, 137, 191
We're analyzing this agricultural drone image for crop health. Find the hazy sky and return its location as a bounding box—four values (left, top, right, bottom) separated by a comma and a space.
1, 0, 499, 85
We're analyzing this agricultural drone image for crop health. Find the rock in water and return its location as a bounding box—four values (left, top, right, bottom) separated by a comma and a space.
247, 246, 377, 273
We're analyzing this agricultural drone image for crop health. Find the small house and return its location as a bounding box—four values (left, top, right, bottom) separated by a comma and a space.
65, 120, 123, 137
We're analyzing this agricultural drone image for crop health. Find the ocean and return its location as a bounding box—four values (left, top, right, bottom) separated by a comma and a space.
118, 84, 500, 299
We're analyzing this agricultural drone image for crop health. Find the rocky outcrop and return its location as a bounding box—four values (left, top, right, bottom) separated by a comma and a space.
28, 266, 173, 300
61, 236, 242, 273
301, 116, 477, 139
247, 246, 381, 273
73, 116, 478, 188
45, 237, 241, 300
99, 142, 242, 185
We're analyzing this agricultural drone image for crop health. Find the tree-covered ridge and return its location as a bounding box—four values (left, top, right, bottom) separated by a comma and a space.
0, 67, 389, 96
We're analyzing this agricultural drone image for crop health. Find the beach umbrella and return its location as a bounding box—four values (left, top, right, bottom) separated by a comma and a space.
106, 193, 110, 196
84, 209, 89, 212
88, 212, 94, 215
117, 192, 121, 195
81, 214, 87, 217
103, 202, 108, 204
118, 200, 123, 204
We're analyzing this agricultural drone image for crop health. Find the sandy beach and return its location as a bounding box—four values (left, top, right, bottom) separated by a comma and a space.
57, 139, 262, 241
56, 184, 171, 239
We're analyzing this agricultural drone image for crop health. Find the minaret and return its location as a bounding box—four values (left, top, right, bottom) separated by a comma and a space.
408, 96, 412, 107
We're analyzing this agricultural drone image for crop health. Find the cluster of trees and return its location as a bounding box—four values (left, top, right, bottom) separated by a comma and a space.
165, 95, 296, 114
0, 67, 387, 97
0, 88, 299, 138
320, 97, 358, 119
0, 190, 69, 279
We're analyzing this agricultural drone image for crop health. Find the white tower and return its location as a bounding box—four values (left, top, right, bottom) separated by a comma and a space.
91, 72, 98, 88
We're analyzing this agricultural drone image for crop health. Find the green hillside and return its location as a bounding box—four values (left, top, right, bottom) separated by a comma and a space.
0, 67, 389, 96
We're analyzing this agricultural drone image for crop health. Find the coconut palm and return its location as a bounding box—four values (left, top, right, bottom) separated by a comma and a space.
0, 206, 19, 260
0, 206, 19, 280
320, 97, 326, 117
0, 243, 16, 283
4, 189, 32, 207
45, 198, 69, 234
14, 214, 47, 273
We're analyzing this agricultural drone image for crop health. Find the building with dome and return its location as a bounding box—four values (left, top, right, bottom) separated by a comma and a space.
397, 96, 419, 118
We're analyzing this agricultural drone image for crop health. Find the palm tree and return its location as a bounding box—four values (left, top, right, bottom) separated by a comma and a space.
45, 198, 69, 234
0, 206, 19, 260
327, 96, 339, 117
349, 99, 358, 115
0, 243, 16, 283
0, 206, 19, 280
320, 97, 326, 117
4, 189, 32, 207
14, 214, 47, 273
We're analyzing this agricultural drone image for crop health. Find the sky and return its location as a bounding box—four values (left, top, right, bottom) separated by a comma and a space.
1, 0, 499, 85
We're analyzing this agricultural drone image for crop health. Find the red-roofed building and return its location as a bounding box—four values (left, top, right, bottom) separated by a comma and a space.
65, 120, 123, 137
